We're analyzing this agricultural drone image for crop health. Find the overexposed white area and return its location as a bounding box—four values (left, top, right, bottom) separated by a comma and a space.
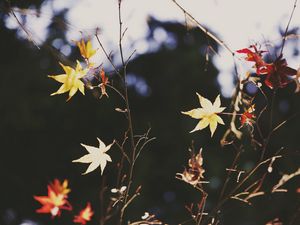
19, 220, 38, 225
5, 0, 300, 96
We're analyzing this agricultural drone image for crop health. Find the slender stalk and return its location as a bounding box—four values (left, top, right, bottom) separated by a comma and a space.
7, 2, 40, 49
116, 1, 137, 224
280, 0, 298, 55
106, 84, 126, 101
270, 112, 299, 135
95, 2, 137, 223
220, 112, 243, 116
95, 33, 123, 82
197, 192, 208, 225
260, 90, 276, 161
171, 0, 234, 55
255, 86, 269, 142
220, 82, 242, 145
218, 146, 241, 201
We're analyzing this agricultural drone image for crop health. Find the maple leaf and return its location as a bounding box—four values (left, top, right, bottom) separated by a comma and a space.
99, 68, 109, 98
264, 55, 297, 89
49, 179, 71, 196
182, 93, 226, 137
240, 104, 255, 126
76, 39, 97, 60
177, 149, 205, 186
237, 45, 268, 75
34, 186, 72, 217
72, 138, 114, 175
73, 202, 94, 225
48, 61, 88, 101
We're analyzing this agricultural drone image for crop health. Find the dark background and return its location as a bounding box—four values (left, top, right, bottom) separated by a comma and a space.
0, 1, 299, 225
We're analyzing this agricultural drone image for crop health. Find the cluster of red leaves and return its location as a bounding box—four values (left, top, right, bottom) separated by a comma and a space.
34, 179, 93, 224
237, 45, 297, 89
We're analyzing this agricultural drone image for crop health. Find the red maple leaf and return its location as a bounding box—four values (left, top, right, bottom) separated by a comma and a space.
73, 202, 94, 225
240, 105, 255, 126
237, 45, 268, 75
34, 186, 72, 218
99, 68, 109, 98
264, 54, 297, 89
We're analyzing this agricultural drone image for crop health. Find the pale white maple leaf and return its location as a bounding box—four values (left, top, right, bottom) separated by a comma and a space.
182, 93, 226, 137
72, 138, 114, 175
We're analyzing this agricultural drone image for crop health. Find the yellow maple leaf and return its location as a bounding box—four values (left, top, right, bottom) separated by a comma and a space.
182, 93, 226, 137
48, 61, 87, 101
72, 138, 114, 175
76, 39, 97, 60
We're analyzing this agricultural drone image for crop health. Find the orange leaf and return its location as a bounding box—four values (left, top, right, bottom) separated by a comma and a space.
73, 202, 94, 225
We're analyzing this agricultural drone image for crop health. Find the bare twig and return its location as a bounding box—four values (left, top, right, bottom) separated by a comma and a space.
204, 155, 282, 224
8, 4, 40, 49
260, 90, 277, 161
115, 140, 131, 163
106, 84, 126, 101
95, 32, 123, 81
272, 168, 300, 192
218, 148, 242, 201
270, 112, 299, 135
116, 1, 138, 223
125, 50, 137, 66
171, 0, 234, 55
280, 0, 298, 55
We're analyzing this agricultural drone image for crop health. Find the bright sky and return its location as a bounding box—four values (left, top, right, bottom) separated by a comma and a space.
5, 0, 300, 96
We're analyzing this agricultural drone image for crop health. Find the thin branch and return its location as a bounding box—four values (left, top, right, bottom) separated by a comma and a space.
106, 84, 126, 101
204, 155, 282, 224
134, 137, 156, 163
95, 32, 123, 80
260, 90, 277, 161
8, 4, 40, 49
125, 49, 137, 67
255, 85, 269, 141
269, 112, 299, 135
220, 82, 243, 145
117, 1, 137, 223
218, 148, 242, 201
118, 1, 126, 67
171, 0, 234, 55
272, 168, 300, 192
197, 193, 208, 225
134, 127, 152, 151
115, 140, 131, 163
120, 192, 140, 221
116, 131, 129, 189
280, 0, 298, 55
